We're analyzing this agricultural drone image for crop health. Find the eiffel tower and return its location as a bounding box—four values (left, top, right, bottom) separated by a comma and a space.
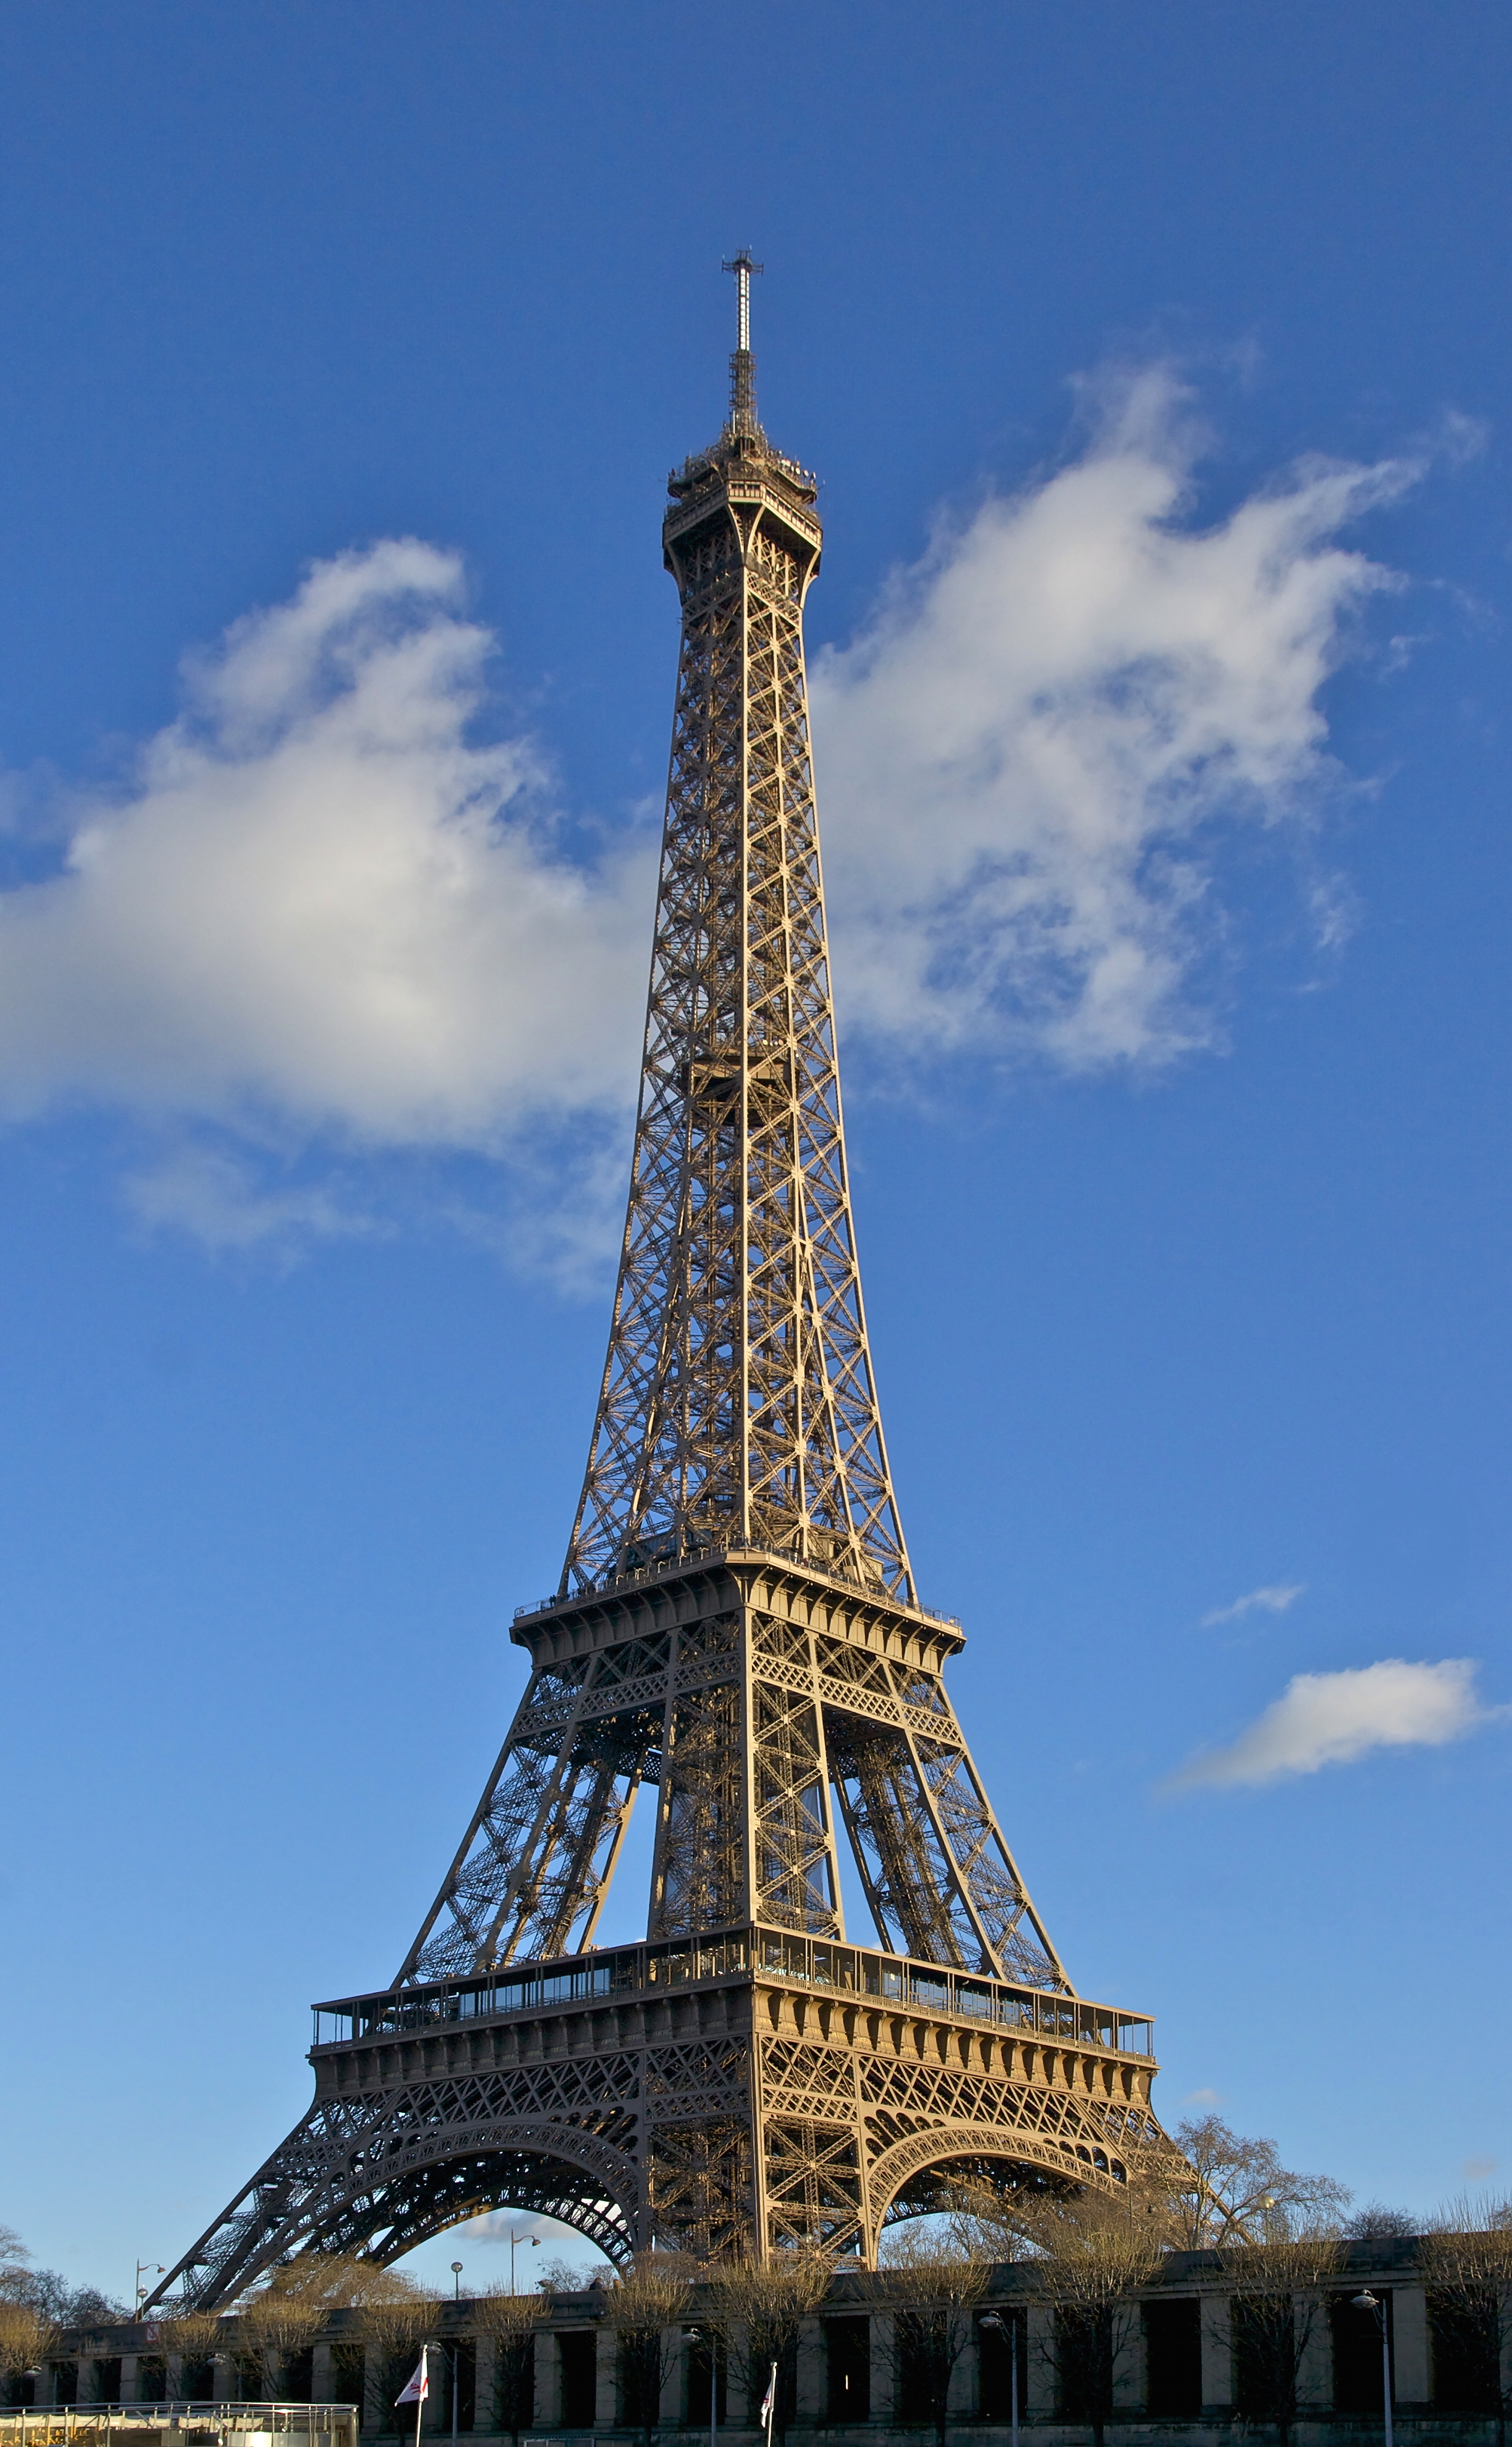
149, 258, 1173, 2311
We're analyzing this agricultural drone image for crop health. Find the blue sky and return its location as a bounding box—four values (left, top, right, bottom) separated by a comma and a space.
2, 0, 1509, 2302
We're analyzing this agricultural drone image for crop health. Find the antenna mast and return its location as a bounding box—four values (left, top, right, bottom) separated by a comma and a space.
722, 245, 763, 431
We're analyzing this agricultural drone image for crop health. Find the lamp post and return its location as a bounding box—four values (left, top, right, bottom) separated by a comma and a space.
507, 2230, 539, 2295
134, 2265, 164, 2319
1353, 2293, 1394, 2447
448, 2265, 465, 2447
979, 2314, 1018, 2447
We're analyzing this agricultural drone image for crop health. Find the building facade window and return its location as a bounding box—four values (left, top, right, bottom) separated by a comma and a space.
1144, 2301, 1202, 2418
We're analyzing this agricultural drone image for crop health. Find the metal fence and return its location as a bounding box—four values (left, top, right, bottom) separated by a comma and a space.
0, 2406, 359, 2447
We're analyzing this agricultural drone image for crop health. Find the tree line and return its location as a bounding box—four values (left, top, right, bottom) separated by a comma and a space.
6, 2116, 1512, 2447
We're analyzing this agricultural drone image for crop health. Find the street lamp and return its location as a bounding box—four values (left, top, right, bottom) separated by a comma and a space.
134, 2264, 164, 2318
682, 2325, 719, 2447
448, 2267, 465, 2447
1353, 2292, 1394, 2447
979, 2314, 1019, 2447
507, 2230, 539, 2295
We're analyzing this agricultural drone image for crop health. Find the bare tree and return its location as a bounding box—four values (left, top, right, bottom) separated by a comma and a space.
155, 2307, 223, 2397
0, 2228, 126, 2330
1008, 2192, 1170, 2447
237, 2254, 409, 2398
1422, 2197, 1512, 2447
601, 2261, 693, 2447
353, 2275, 443, 2433
876, 2227, 987, 2447
1225, 2230, 1344, 2447
474, 2286, 548, 2447
0, 2301, 60, 2400
1171, 2117, 1351, 2249
238, 2274, 329, 2395
535, 2255, 609, 2295
1344, 2205, 1417, 2240
703, 2252, 833, 2447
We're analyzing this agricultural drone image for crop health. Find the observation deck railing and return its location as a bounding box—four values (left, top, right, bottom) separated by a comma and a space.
0, 2410, 358, 2447
311, 1925, 1152, 2059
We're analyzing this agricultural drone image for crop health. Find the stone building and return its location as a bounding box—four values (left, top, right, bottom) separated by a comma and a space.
11, 2237, 1507, 2445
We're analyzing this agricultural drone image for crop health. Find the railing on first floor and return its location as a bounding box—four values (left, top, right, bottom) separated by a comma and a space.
0, 2409, 359, 2447
311, 1924, 1153, 2059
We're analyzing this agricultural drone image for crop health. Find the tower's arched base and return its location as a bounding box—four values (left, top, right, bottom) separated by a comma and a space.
151, 1913, 1173, 2309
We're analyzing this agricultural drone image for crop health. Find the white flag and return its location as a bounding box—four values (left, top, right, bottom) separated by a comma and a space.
759, 2362, 777, 2436
396, 2348, 430, 2407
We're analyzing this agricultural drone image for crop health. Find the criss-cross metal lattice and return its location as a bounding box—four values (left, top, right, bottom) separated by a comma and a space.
145, 275, 1175, 2313
560, 350, 911, 1604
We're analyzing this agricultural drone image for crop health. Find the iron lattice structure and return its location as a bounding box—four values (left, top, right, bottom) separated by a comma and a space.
149, 265, 1176, 2313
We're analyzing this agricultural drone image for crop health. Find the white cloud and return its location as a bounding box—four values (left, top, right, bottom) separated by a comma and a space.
1183, 2086, 1225, 2106
1169, 1658, 1496, 1791
0, 376, 1428, 1255
0, 539, 650, 1147
1201, 1582, 1306, 1628
124, 1144, 377, 1254
811, 369, 1416, 1070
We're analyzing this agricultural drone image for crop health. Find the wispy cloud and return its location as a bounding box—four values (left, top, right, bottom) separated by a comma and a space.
124, 1144, 379, 1256
1201, 1582, 1305, 1628
0, 374, 1430, 1257
1167, 1658, 1498, 1791
813, 367, 1417, 1070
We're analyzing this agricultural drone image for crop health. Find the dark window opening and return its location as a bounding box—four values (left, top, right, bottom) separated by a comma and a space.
137, 2360, 167, 2406
285, 2348, 314, 2402
440, 2340, 474, 2435
1330, 2292, 1393, 2419
493, 2330, 536, 2437
976, 2310, 1026, 2424
1430, 2288, 1501, 2414
330, 2344, 365, 2417
825, 2318, 870, 2423
181, 2358, 216, 2402
51, 2366, 79, 2408
559, 2331, 598, 2430
895, 2313, 933, 2427
1144, 2300, 1202, 2418
687, 2332, 728, 2426
232, 2354, 262, 2404
1232, 2295, 1291, 2423
1054, 2308, 1110, 2425
94, 2359, 122, 2404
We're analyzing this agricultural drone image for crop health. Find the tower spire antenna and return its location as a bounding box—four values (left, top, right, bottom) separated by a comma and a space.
721, 246, 763, 431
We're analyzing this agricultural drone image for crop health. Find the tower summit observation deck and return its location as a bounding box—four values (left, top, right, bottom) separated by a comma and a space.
150, 261, 1176, 2310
